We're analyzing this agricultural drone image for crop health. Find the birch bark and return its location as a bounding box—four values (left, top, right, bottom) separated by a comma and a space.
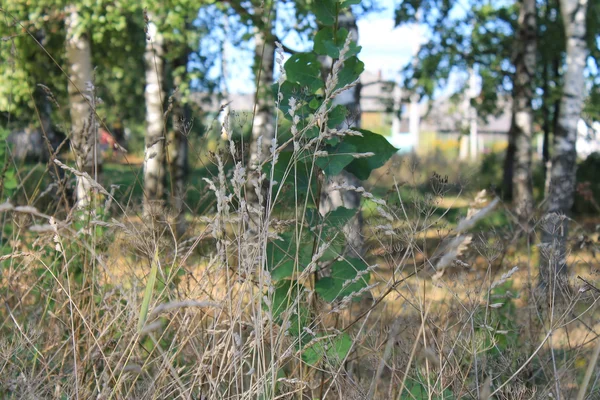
540, 0, 588, 287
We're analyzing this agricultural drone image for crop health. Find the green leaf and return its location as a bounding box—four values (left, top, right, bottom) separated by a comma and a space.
305, 207, 357, 255
336, 56, 364, 90
340, 0, 361, 7
327, 104, 348, 128
3, 170, 17, 190
302, 332, 353, 366
138, 247, 160, 332
287, 306, 312, 339
314, 0, 337, 26
266, 150, 316, 188
314, 28, 361, 59
276, 81, 313, 117
309, 97, 321, 109
315, 141, 356, 176
325, 207, 358, 227
315, 257, 370, 302
270, 280, 297, 321
343, 129, 398, 180
266, 231, 313, 281
284, 53, 324, 94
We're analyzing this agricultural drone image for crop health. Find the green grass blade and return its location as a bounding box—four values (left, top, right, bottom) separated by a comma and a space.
138, 247, 159, 332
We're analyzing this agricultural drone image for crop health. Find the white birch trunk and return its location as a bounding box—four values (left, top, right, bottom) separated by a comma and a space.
248, 21, 276, 170
540, 0, 588, 287
511, 0, 537, 224
246, 5, 276, 209
143, 19, 166, 216
65, 5, 97, 208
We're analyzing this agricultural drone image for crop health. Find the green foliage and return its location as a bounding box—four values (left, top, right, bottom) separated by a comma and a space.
315, 141, 356, 176
314, 257, 370, 302
265, 150, 319, 205
0, 129, 17, 198
284, 53, 324, 94
267, 231, 313, 281
343, 129, 397, 180
314, 27, 361, 59
399, 377, 455, 399
260, 1, 399, 379
313, 0, 339, 26
335, 56, 364, 89
138, 247, 160, 331
301, 332, 352, 366
306, 206, 357, 261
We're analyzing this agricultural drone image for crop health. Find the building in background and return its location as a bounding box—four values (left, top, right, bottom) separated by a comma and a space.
190, 75, 599, 162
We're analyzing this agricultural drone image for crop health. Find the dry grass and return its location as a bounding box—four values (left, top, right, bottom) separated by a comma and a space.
1, 153, 599, 399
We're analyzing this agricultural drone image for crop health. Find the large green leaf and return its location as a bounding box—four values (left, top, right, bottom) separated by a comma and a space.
266, 231, 314, 281
343, 129, 398, 180
305, 207, 357, 262
270, 280, 297, 321
266, 151, 316, 190
284, 53, 324, 94
315, 257, 370, 302
327, 104, 348, 128
314, 0, 337, 26
3, 170, 17, 190
275, 81, 314, 119
336, 56, 364, 89
314, 27, 361, 59
301, 332, 353, 366
271, 281, 298, 321
315, 141, 357, 176
287, 306, 312, 340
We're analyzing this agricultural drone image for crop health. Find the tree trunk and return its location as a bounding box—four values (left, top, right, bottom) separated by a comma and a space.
143, 18, 166, 217
545, 57, 562, 196
541, 63, 551, 179
540, 0, 588, 289
65, 5, 97, 208
503, 116, 516, 199
248, 5, 276, 179
319, 10, 364, 259
510, 0, 537, 226
168, 54, 191, 239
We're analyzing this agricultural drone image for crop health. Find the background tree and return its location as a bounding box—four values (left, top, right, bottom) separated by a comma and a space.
65, 3, 97, 208
508, 0, 537, 226
395, 0, 516, 167
140, 1, 216, 219
540, 0, 589, 289
248, 1, 277, 173
141, 11, 166, 216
